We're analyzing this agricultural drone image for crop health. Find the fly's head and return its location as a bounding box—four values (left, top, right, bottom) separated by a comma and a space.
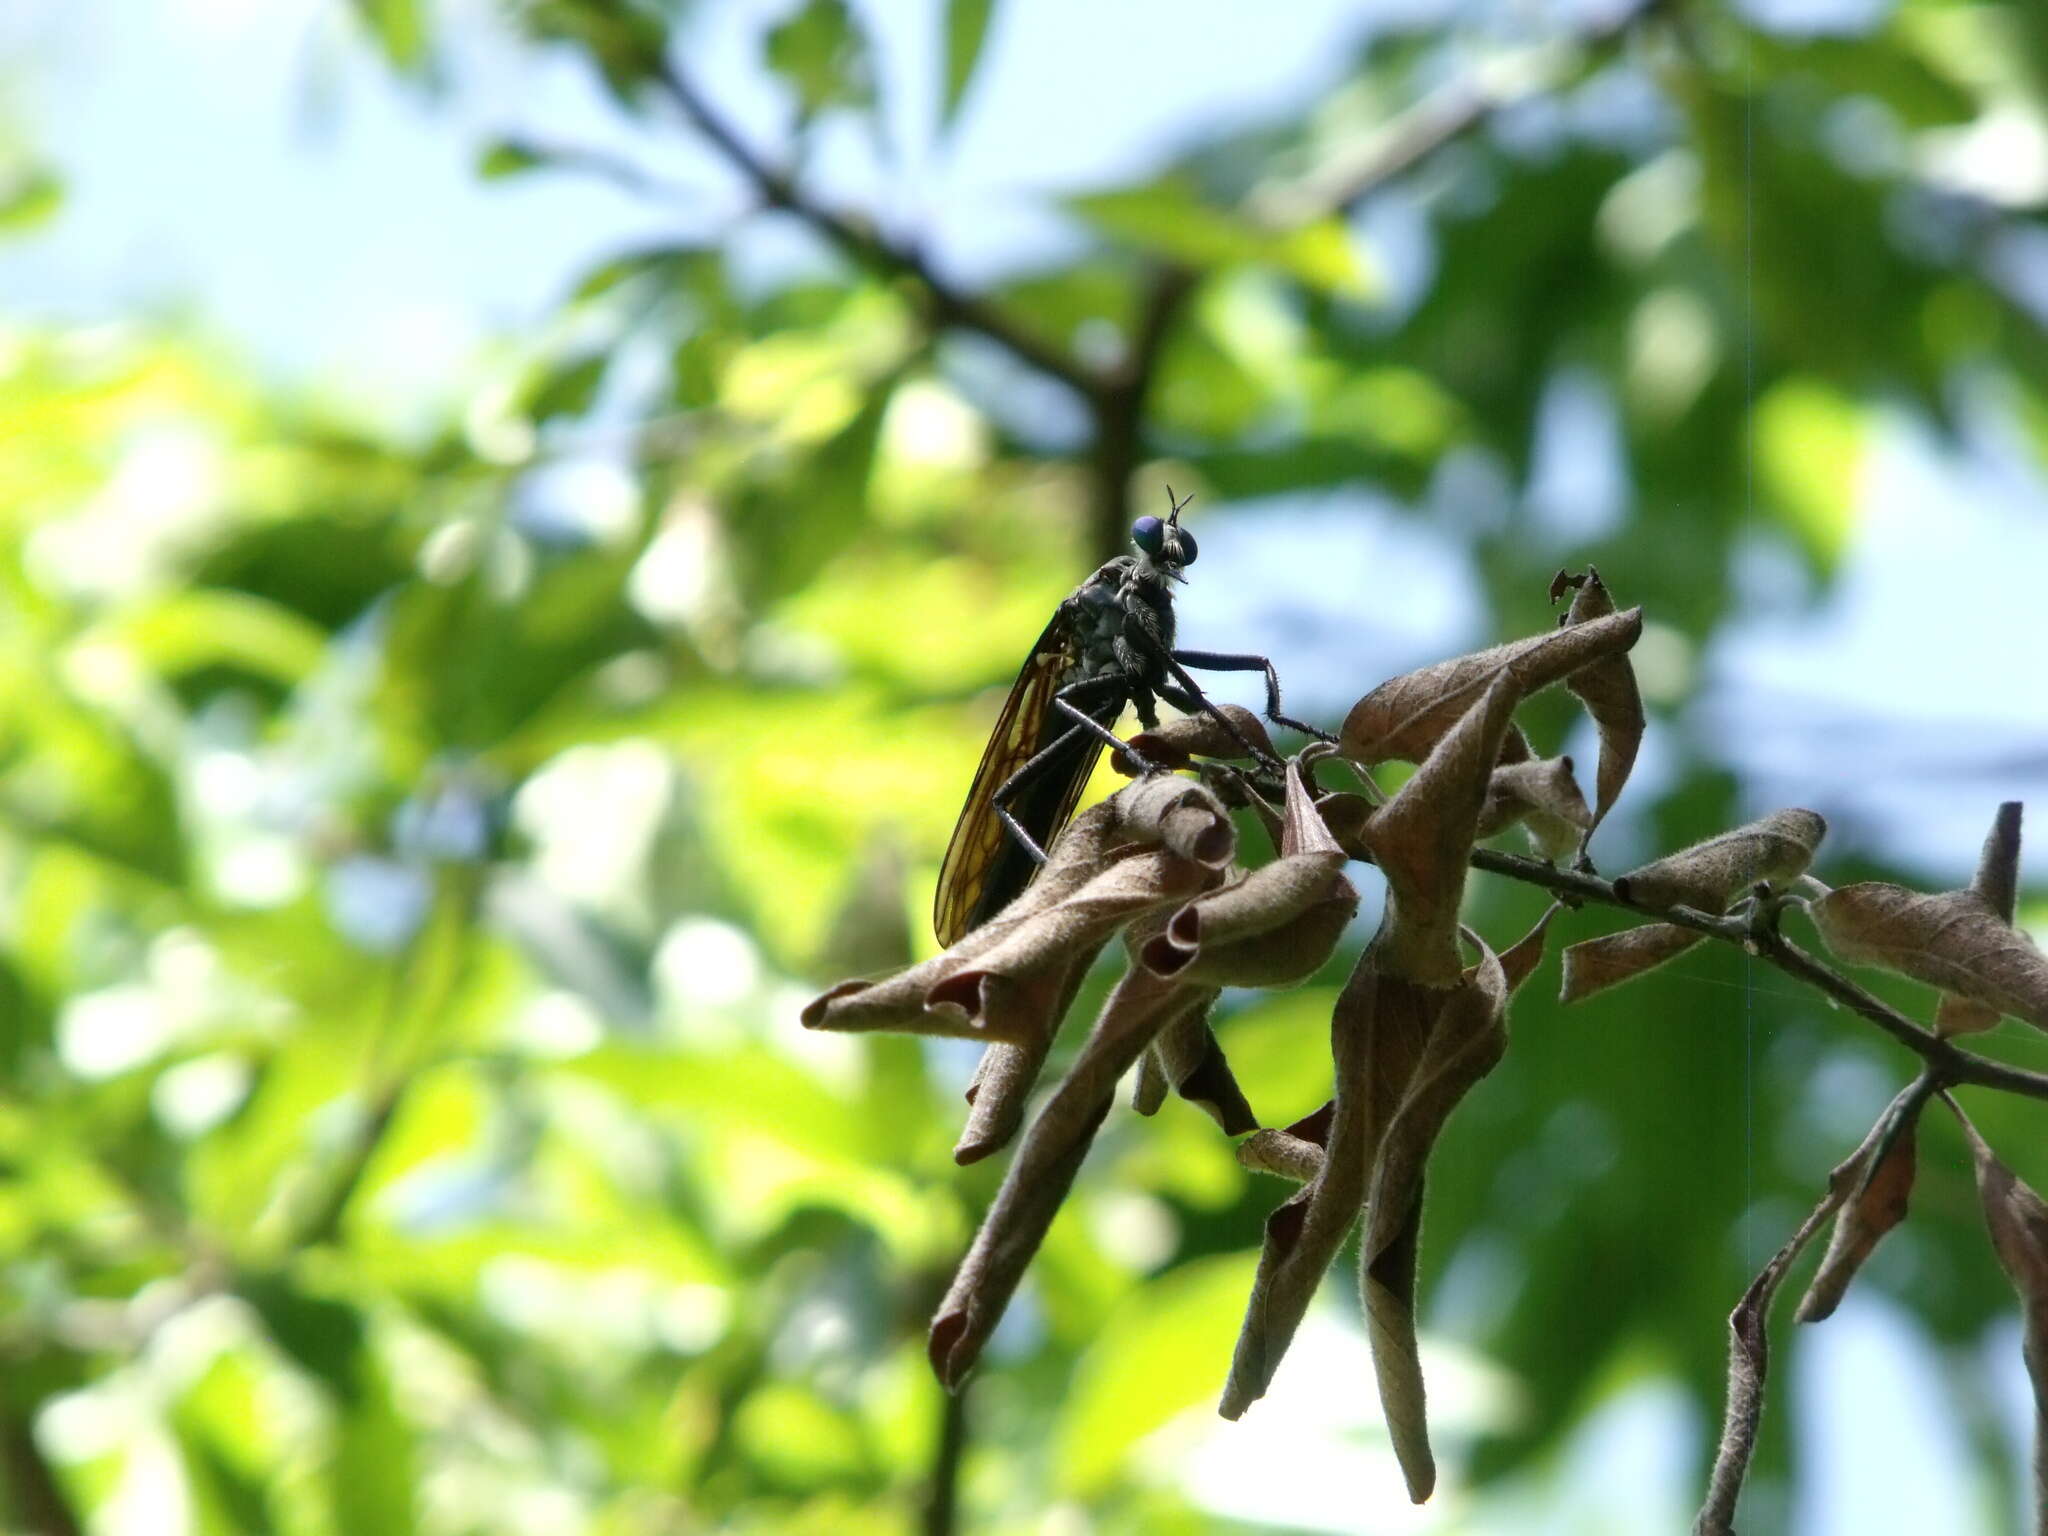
1130, 486, 1199, 586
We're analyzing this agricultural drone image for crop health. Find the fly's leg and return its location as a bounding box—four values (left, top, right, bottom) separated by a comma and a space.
990, 720, 1092, 867
1172, 648, 1336, 745
990, 676, 1158, 867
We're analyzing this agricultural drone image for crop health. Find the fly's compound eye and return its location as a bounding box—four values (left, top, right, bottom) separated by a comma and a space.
1171, 527, 1198, 566
1131, 515, 1166, 557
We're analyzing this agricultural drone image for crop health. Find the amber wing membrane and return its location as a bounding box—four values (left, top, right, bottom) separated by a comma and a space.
933, 618, 1106, 946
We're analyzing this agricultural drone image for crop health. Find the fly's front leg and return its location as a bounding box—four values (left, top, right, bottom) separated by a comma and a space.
1172, 648, 1336, 744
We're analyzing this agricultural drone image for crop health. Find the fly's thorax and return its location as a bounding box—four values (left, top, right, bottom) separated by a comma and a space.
1064, 570, 1131, 681
1118, 568, 1177, 657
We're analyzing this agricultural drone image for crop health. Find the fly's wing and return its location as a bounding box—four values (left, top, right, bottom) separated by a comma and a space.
933, 613, 1111, 947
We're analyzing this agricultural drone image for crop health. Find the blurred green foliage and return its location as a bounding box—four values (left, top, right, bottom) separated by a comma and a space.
3, 0, 2047, 1531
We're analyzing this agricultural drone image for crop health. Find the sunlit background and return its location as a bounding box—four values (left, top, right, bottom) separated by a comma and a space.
2, 0, 2047, 1530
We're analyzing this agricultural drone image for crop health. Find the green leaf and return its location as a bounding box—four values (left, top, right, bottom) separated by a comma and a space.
348, 0, 428, 75
940, 0, 998, 131
478, 139, 546, 180
332, 1355, 418, 1536
1071, 176, 1375, 296
1054, 1253, 1259, 1495
102, 589, 330, 689
1755, 378, 1865, 565
766, 0, 876, 123
524, 349, 610, 421
0, 169, 61, 236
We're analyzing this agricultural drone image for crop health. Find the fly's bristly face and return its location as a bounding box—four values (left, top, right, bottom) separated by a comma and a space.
1129, 490, 1199, 585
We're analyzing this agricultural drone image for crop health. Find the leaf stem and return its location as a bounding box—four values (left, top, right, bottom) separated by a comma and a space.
1468, 848, 2048, 1103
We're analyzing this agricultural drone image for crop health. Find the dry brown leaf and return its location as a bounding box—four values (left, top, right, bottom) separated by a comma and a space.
1611, 808, 1827, 913
801, 798, 1131, 1039
1559, 922, 1705, 1004
924, 851, 1220, 1034
1364, 1184, 1433, 1503
929, 966, 1193, 1390
1131, 1045, 1169, 1116
1178, 889, 1358, 988
1949, 1098, 2048, 1524
1113, 775, 1237, 867
955, 1039, 1054, 1165
1358, 938, 1511, 1503
1937, 803, 2025, 1036
1810, 883, 2048, 1034
1795, 1083, 1927, 1323
1313, 790, 1376, 859
1113, 704, 1276, 772
1222, 945, 1442, 1420
1145, 844, 1348, 960
1237, 1127, 1326, 1182
1339, 605, 1642, 767
1475, 755, 1593, 862
1498, 904, 1562, 996
1144, 990, 1253, 1133
1974, 800, 2023, 926
1557, 567, 1645, 837
1137, 759, 1356, 987
1695, 1181, 1849, 1535
1936, 995, 2003, 1037
1364, 674, 1522, 986
954, 941, 1109, 1164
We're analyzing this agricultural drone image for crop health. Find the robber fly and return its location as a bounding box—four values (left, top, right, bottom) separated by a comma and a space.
933, 491, 1328, 945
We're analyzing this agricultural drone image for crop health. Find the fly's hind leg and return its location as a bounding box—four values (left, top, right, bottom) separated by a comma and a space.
1172, 648, 1336, 744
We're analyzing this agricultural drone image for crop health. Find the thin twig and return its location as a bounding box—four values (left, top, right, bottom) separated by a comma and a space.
650, 60, 1099, 400
488, 136, 702, 203
1469, 848, 2048, 1103
1248, 0, 1676, 227
921, 1380, 970, 1536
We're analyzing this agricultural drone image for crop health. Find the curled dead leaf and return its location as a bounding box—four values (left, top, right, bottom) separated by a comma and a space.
1237, 1126, 1327, 1183
1357, 938, 1510, 1504
1498, 904, 1562, 996
1973, 801, 2023, 926
1222, 943, 1446, 1420
1559, 922, 1704, 1004
1365, 674, 1522, 985
1113, 704, 1276, 773
1178, 888, 1357, 988
1810, 883, 2048, 1034
1475, 755, 1593, 862
1313, 790, 1376, 859
1557, 568, 1645, 838
925, 851, 1219, 1031
1795, 1082, 1927, 1323
930, 966, 1194, 1390
1113, 775, 1237, 867
1339, 605, 1642, 767
1696, 1175, 1858, 1534
802, 799, 1132, 1039
1947, 1097, 2048, 1522
1611, 808, 1826, 914
1147, 991, 1255, 1133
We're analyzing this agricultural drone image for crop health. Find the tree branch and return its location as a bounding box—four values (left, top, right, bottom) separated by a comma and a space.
1468, 848, 2048, 1103
1, 1408, 81, 1536
1088, 263, 1199, 560
1247, 0, 1677, 228
650, 59, 1101, 401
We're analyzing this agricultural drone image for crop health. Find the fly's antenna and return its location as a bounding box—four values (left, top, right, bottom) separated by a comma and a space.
1165, 484, 1194, 528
